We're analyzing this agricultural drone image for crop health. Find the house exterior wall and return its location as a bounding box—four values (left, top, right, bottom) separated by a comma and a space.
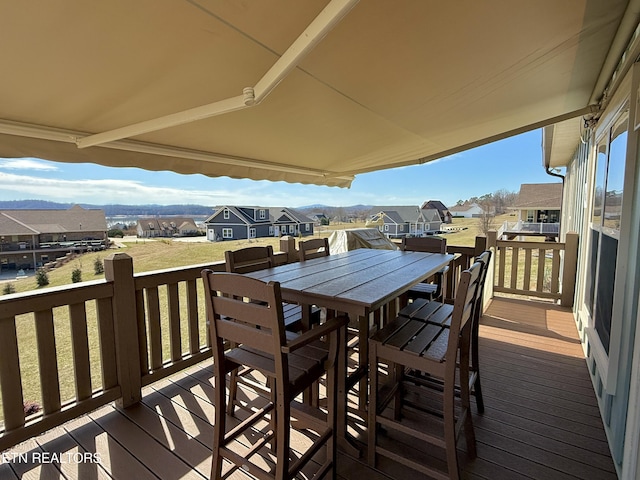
560, 66, 640, 478
451, 205, 484, 218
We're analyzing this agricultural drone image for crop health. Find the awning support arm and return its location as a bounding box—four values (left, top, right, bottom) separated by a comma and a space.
75, 0, 359, 149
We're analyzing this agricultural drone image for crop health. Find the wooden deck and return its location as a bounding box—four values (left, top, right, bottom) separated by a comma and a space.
0, 297, 617, 479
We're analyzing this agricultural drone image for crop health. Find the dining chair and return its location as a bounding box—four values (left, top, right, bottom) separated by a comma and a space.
298, 237, 330, 261
202, 270, 347, 480
401, 236, 448, 302
397, 250, 492, 413
225, 246, 321, 414
368, 261, 482, 479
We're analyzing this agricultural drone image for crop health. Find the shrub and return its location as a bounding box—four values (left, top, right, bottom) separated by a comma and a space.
94, 257, 104, 275
71, 267, 82, 283
2, 283, 16, 295
36, 268, 49, 287
108, 228, 124, 238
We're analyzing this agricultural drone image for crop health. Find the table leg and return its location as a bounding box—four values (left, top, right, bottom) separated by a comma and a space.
337, 315, 361, 458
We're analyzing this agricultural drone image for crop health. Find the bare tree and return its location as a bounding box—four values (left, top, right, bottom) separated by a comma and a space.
477, 209, 496, 236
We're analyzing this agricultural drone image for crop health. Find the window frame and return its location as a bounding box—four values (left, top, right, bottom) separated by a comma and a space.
580, 77, 634, 394
222, 228, 232, 239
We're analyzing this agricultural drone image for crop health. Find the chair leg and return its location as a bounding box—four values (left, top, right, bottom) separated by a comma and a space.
443, 388, 461, 480
459, 341, 477, 459
367, 342, 378, 467
473, 370, 485, 414
226, 368, 238, 416
211, 369, 227, 479
274, 388, 290, 479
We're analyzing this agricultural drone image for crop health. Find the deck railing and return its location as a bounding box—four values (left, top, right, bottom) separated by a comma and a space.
0, 280, 121, 451
486, 230, 578, 307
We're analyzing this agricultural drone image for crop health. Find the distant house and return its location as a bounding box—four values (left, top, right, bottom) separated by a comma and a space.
505, 183, 562, 239
421, 200, 452, 224
368, 206, 441, 238
0, 205, 107, 271
450, 202, 485, 218
204, 206, 314, 241
510, 183, 562, 223
309, 213, 328, 225
136, 217, 199, 238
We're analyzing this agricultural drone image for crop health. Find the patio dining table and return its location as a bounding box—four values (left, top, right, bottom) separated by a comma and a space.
245, 247, 454, 455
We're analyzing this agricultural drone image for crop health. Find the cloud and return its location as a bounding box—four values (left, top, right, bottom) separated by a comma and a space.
0, 172, 260, 205
0, 159, 59, 171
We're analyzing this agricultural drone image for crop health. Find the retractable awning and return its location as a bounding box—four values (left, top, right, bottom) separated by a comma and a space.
0, 0, 637, 187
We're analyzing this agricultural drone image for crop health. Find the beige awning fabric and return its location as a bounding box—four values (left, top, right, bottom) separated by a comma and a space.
0, 0, 637, 187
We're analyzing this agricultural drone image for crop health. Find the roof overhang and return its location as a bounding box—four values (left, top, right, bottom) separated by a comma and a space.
1, 0, 638, 186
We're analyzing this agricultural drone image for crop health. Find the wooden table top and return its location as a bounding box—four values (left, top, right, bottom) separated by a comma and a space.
246, 248, 454, 318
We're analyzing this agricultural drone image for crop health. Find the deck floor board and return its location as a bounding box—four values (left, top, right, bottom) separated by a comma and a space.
1, 297, 618, 479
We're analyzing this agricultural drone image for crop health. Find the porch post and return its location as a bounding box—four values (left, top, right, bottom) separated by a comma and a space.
474, 234, 487, 256
104, 252, 142, 408
280, 236, 298, 263
561, 231, 579, 308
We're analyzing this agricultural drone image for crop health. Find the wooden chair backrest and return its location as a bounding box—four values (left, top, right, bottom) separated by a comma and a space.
446, 261, 482, 365
225, 245, 274, 273
298, 238, 330, 261
202, 270, 287, 371
401, 236, 446, 254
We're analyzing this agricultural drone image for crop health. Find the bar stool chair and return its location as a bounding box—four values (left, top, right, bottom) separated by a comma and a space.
401, 236, 448, 302
398, 250, 491, 413
202, 270, 348, 480
225, 246, 320, 414
368, 261, 482, 479
298, 238, 330, 261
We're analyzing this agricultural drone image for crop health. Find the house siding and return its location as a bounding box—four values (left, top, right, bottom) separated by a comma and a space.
204, 206, 313, 241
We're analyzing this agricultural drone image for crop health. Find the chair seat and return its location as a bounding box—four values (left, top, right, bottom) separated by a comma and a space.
398, 298, 452, 326
371, 315, 451, 364
226, 337, 328, 397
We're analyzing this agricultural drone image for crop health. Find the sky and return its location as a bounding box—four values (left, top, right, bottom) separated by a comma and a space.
0, 129, 559, 208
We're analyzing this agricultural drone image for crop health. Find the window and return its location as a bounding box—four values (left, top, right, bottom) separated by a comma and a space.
289, 225, 295, 234
269, 226, 274, 236
249, 228, 256, 238
399, 225, 404, 232
305, 223, 310, 232
587, 114, 627, 356
384, 224, 389, 231
526, 210, 535, 222
222, 228, 232, 239
259, 209, 266, 219
223, 208, 230, 220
